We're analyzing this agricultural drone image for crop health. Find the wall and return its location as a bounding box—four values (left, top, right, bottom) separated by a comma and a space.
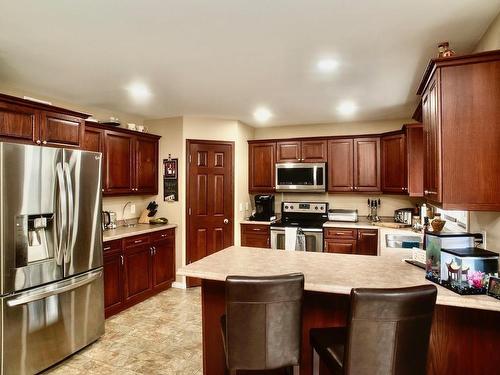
469, 10, 500, 253
474, 11, 500, 53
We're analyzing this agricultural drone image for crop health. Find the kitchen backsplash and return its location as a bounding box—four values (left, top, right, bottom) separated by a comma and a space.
102, 196, 156, 220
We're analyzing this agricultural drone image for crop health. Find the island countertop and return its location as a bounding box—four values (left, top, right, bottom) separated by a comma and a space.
178, 246, 500, 312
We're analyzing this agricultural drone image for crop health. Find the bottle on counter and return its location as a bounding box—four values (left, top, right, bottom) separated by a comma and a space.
421, 203, 428, 225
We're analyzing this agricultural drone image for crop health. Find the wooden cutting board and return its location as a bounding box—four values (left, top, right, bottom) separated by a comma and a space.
373, 222, 411, 229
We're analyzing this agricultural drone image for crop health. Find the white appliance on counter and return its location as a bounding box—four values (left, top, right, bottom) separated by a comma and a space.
275, 163, 326, 192
270, 202, 328, 252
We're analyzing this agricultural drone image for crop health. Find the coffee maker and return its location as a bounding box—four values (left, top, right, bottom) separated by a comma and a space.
250, 195, 275, 221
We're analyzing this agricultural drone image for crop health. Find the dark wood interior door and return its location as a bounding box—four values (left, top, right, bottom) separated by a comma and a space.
353, 137, 380, 192
187, 140, 234, 287
327, 139, 354, 192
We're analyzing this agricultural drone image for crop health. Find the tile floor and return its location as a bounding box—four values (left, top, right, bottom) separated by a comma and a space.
44, 288, 203, 375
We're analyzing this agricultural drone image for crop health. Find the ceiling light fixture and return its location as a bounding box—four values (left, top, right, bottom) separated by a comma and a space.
337, 101, 357, 116
126, 82, 152, 102
254, 107, 273, 123
317, 58, 339, 73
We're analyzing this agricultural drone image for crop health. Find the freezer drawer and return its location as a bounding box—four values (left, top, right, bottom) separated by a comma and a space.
1, 269, 104, 375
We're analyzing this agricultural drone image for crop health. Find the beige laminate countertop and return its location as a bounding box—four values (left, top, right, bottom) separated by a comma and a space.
103, 223, 177, 242
178, 246, 500, 312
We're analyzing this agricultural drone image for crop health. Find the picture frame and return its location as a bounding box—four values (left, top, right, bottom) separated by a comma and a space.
164, 158, 178, 179
487, 276, 500, 300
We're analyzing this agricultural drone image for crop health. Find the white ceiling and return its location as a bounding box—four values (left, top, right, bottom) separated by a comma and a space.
0, 0, 499, 126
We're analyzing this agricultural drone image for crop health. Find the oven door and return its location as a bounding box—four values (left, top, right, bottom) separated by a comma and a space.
270, 227, 323, 252
275, 163, 326, 192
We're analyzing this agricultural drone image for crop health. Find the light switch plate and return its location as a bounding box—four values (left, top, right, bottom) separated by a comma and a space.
239, 203, 243, 212
245, 202, 249, 211
130, 204, 136, 214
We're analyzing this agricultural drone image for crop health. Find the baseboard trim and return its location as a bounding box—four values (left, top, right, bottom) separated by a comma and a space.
172, 281, 187, 289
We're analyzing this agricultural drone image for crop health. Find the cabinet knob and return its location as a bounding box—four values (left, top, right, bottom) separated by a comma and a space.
120, 255, 124, 266
42, 140, 47, 145
36, 140, 41, 145
424, 190, 429, 195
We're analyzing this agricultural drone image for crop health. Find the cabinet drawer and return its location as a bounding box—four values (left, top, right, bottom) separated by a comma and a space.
150, 229, 175, 242
103, 239, 122, 253
123, 235, 150, 248
324, 227, 357, 239
324, 239, 357, 254
241, 224, 270, 235
241, 233, 270, 248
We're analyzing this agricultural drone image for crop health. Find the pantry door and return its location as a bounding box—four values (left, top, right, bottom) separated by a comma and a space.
186, 140, 234, 287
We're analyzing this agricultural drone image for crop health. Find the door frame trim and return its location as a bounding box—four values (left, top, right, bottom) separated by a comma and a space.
185, 139, 235, 278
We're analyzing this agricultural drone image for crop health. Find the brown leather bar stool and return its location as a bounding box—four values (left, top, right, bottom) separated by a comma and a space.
220, 273, 305, 375
310, 285, 437, 375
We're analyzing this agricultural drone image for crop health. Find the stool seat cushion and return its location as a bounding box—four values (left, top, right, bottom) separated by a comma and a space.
310, 327, 346, 374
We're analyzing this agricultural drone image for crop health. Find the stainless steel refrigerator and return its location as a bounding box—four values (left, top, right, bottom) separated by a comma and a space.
0, 142, 104, 375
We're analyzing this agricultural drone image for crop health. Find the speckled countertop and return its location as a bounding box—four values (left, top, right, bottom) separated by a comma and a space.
178, 246, 500, 312
103, 223, 177, 242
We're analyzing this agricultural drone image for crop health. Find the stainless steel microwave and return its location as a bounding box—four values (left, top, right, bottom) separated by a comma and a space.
275, 162, 326, 192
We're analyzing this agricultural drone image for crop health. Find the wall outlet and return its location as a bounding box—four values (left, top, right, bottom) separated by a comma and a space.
239, 203, 243, 212
245, 202, 249, 211
130, 204, 136, 215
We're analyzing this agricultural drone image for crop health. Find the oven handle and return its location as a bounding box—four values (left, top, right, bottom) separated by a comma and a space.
6, 270, 102, 307
270, 227, 323, 233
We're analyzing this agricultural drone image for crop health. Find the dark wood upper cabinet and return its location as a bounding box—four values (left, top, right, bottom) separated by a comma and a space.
301, 140, 327, 162
104, 130, 135, 194
0, 101, 39, 142
40, 111, 83, 147
417, 50, 500, 210
276, 141, 301, 162
381, 132, 407, 194
135, 136, 158, 194
405, 124, 424, 197
249, 141, 276, 193
277, 139, 327, 162
0, 93, 88, 147
328, 139, 354, 192
353, 137, 381, 192
82, 123, 104, 153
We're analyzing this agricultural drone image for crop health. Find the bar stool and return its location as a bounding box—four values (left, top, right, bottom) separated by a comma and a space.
220, 273, 305, 375
310, 285, 437, 375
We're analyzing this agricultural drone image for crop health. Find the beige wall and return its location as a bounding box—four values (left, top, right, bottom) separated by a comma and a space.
253, 118, 411, 139
474, 11, 500, 53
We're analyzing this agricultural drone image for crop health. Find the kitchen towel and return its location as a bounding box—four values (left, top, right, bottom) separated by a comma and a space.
285, 227, 298, 251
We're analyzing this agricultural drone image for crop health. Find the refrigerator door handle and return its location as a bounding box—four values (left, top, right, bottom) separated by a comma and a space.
6, 270, 102, 307
55, 162, 67, 266
63, 162, 74, 263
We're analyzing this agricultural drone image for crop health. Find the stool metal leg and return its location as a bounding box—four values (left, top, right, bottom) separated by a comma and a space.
312, 348, 320, 375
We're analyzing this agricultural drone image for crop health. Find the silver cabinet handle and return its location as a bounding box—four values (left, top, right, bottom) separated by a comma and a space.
120, 255, 124, 266
223, 218, 229, 224
36, 139, 41, 144
42, 140, 47, 145
7, 270, 102, 307
134, 239, 142, 244
103, 246, 111, 251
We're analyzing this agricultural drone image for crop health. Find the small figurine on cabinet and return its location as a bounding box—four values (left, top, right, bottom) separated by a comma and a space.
437, 42, 455, 58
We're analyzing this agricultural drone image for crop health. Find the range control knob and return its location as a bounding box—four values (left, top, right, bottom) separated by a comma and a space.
315, 206, 318, 210
285, 205, 289, 209
290, 205, 294, 209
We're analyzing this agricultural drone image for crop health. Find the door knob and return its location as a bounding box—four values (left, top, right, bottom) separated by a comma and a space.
223, 219, 229, 224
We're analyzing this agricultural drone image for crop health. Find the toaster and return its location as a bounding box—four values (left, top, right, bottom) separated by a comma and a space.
394, 208, 413, 225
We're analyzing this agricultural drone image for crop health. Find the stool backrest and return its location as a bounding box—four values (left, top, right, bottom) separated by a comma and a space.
344, 285, 437, 375
224, 273, 304, 370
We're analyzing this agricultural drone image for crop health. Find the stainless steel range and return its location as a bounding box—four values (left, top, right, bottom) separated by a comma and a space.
270, 202, 328, 252
0, 143, 104, 375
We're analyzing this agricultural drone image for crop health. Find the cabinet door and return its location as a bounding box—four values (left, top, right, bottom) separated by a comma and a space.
357, 229, 378, 256
422, 74, 442, 203
249, 142, 276, 192
381, 133, 407, 194
324, 239, 356, 254
301, 140, 327, 162
406, 124, 424, 197
123, 244, 152, 304
327, 139, 354, 192
276, 141, 301, 162
103, 251, 123, 316
135, 136, 158, 194
104, 130, 134, 194
82, 125, 104, 153
40, 111, 83, 147
152, 236, 175, 291
354, 137, 380, 192
0, 101, 39, 143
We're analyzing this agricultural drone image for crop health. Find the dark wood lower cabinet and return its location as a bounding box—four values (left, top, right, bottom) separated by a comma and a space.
323, 227, 378, 255
103, 228, 175, 318
240, 224, 270, 248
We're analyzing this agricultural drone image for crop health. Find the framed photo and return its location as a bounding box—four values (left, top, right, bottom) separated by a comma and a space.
487, 276, 500, 300
163, 158, 178, 179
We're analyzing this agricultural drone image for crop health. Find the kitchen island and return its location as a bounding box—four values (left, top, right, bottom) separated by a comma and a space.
178, 246, 500, 375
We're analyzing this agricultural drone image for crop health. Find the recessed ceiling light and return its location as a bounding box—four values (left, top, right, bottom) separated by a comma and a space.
126, 82, 152, 102
337, 101, 357, 116
254, 107, 272, 123
317, 59, 339, 73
